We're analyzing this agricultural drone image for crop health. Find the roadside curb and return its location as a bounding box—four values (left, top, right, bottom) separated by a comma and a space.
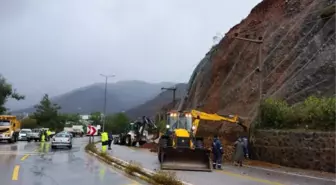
85, 144, 194, 185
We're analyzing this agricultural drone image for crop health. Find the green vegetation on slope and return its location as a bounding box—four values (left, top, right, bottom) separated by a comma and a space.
258, 96, 336, 131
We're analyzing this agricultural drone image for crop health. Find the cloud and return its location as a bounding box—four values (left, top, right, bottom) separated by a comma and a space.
0, 0, 261, 109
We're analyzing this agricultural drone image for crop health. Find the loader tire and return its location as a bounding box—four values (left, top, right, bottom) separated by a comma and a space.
158, 138, 168, 163
158, 150, 164, 163
125, 135, 132, 146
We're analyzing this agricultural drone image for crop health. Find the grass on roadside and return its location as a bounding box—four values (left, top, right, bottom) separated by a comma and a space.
125, 161, 144, 175
151, 170, 184, 185
85, 143, 184, 185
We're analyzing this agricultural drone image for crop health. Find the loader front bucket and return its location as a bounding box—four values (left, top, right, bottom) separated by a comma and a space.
160, 147, 212, 172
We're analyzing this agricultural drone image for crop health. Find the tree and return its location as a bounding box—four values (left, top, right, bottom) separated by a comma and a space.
21, 118, 38, 129
0, 75, 25, 114
59, 113, 81, 125
89, 112, 102, 125
105, 112, 130, 134
32, 94, 62, 131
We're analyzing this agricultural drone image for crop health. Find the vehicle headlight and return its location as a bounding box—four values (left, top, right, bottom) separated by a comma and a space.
191, 126, 196, 131
166, 125, 170, 129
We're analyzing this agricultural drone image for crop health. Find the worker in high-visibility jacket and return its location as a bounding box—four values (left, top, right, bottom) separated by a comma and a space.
41, 130, 46, 142
46, 130, 51, 141
101, 132, 108, 153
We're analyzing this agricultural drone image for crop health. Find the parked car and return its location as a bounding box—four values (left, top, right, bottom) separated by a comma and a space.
18, 129, 32, 141
27, 128, 42, 142
51, 132, 72, 149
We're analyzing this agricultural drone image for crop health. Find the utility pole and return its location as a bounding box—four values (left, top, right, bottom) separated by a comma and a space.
233, 33, 263, 129
100, 74, 115, 132
161, 87, 177, 109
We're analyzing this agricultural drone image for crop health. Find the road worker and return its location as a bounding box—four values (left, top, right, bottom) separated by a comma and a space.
40, 130, 45, 142
233, 137, 245, 167
212, 135, 223, 170
242, 136, 249, 159
101, 132, 108, 153
46, 130, 51, 141
108, 131, 113, 150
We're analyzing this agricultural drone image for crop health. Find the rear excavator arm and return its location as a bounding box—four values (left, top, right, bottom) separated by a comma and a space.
190, 110, 246, 135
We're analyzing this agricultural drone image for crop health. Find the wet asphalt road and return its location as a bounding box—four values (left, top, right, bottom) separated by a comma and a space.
103, 143, 336, 185
0, 137, 144, 185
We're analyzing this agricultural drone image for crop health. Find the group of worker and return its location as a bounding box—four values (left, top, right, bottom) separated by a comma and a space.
212, 135, 249, 169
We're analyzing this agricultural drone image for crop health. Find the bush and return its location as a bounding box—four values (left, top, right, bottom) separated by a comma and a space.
259, 96, 335, 130
258, 98, 295, 129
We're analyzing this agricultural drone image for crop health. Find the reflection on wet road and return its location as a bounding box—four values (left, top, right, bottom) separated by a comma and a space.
0, 138, 144, 185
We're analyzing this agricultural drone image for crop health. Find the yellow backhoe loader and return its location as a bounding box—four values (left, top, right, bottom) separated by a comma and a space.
157, 110, 246, 171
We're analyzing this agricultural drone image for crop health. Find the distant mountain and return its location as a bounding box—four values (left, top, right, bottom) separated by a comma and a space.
125, 83, 187, 119
12, 80, 176, 114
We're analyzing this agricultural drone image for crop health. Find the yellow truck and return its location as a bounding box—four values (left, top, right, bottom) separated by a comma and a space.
0, 115, 21, 143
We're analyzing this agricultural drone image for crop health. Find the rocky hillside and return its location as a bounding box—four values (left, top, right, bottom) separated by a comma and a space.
14, 81, 175, 114
125, 83, 187, 119
180, 0, 335, 137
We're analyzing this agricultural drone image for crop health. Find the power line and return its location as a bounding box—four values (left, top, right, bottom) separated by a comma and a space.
181, 2, 332, 112
270, 33, 335, 98
216, 12, 334, 103
161, 87, 177, 109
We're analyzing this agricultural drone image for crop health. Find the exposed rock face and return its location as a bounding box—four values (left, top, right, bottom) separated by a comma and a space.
180, 0, 335, 170
251, 130, 336, 172
184, 0, 335, 122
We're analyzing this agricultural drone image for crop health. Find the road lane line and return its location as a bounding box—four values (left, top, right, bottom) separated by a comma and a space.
21, 154, 29, 161
12, 165, 20, 181
217, 170, 284, 185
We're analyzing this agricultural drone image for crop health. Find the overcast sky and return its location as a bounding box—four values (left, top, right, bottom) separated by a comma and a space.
1, 0, 261, 110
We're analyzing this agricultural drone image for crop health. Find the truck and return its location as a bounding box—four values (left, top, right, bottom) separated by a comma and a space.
72, 125, 84, 137
114, 116, 157, 146
0, 115, 21, 143
64, 125, 84, 137
27, 128, 43, 142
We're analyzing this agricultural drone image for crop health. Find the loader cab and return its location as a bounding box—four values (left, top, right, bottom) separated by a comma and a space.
166, 112, 193, 133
